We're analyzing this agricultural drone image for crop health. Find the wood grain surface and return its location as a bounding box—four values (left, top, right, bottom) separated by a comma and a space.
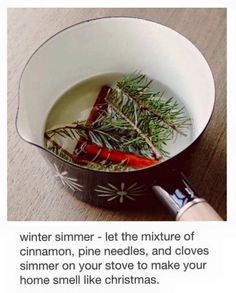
7, 8, 226, 221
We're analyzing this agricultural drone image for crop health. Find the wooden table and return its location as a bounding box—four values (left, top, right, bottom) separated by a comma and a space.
8, 8, 226, 221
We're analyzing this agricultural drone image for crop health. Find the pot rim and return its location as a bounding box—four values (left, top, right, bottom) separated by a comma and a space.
16, 15, 216, 174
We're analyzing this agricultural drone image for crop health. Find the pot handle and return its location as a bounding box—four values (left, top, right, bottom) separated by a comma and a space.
152, 172, 223, 221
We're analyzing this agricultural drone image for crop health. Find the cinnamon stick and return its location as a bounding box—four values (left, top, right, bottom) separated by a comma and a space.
86, 85, 111, 124
74, 85, 110, 154
74, 141, 159, 169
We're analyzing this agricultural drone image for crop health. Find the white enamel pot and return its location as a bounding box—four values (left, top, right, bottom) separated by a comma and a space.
16, 17, 219, 220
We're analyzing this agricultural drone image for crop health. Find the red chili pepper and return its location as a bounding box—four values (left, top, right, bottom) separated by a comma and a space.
74, 85, 111, 153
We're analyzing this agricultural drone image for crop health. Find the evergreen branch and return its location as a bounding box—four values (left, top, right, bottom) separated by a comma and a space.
117, 73, 191, 135
116, 85, 188, 135
105, 88, 173, 157
105, 97, 162, 159
45, 120, 132, 151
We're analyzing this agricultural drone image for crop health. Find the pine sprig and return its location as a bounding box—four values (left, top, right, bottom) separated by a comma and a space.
105, 87, 175, 158
117, 73, 191, 135
105, 94, 162, 159
46, 122, 87, 140
46, 120, 135, 152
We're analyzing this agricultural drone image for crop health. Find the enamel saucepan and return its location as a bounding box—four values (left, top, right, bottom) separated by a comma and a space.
16, 17, 221, 220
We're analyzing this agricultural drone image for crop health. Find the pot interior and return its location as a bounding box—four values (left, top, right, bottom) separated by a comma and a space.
17, 17, 215, 160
